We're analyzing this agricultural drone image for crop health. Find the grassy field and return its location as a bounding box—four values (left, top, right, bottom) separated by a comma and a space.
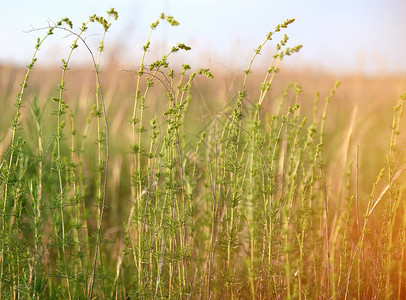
1, 9, 406, 299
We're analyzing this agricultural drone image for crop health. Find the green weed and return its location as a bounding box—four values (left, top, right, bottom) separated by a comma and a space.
0, 8, 406, 299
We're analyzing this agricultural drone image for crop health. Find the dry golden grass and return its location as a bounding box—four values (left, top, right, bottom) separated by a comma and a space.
2, 61, 406, 186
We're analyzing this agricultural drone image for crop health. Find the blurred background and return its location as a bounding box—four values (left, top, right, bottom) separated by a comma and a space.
1, 0, 406, 75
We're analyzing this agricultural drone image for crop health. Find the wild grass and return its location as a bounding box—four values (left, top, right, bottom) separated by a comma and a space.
1, 8, 406, 299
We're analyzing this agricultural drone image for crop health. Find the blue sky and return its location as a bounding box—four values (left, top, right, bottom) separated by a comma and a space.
1, 0, 406, 74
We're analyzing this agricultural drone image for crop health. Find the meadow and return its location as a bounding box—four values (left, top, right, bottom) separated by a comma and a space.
1, 9, 406, 299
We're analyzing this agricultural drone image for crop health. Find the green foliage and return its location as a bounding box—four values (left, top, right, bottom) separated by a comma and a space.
0, 9, 406, 300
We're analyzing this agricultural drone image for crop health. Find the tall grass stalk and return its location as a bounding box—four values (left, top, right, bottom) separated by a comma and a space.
0, 29, 52, 299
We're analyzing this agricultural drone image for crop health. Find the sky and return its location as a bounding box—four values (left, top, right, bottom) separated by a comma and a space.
1, 0, 406, 75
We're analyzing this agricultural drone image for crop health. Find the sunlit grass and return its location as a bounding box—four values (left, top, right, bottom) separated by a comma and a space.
1, 8, 406, 299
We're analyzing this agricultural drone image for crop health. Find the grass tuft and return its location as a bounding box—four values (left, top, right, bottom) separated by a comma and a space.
0, 9, 406, 299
